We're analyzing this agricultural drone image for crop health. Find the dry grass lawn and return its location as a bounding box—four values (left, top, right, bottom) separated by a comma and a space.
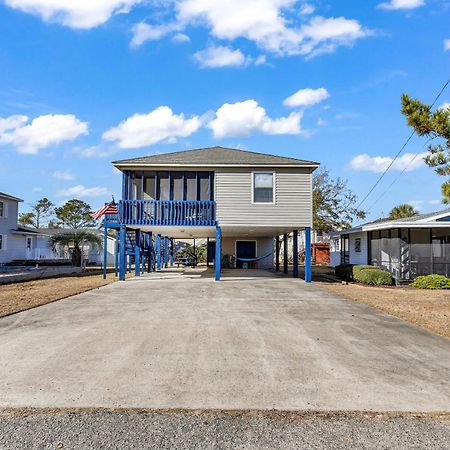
0, 272, 122, 318
318, 281, 450, 338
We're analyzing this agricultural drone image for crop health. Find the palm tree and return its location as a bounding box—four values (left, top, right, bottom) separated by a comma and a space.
50, 230, 102, 266
388, 204, 419, 220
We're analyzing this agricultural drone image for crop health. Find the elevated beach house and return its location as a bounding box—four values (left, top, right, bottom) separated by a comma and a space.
330, 208, 450, 282
107, 147, 319, 281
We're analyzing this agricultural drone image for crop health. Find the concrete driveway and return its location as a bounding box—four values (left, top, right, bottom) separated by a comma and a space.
0, 269, 449, 411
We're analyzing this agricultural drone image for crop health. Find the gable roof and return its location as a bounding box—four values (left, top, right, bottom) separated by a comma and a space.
0, 191, 23, 202
332, 207, 450, 235
113, 146, 319, 169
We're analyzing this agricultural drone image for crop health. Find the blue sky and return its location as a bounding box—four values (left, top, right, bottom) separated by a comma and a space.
1, 0, 449, 222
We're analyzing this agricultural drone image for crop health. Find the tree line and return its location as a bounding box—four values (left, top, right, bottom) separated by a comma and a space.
19, 198, 97, 229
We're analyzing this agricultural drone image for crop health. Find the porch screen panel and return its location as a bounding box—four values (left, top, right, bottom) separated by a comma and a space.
132, 175, 143, 200
198, 173, 210, 201
380, 230, 391, 271
400, 229, 411, 279
172, 173, 183, 200
384, 230, 401, 276
410, 229, 431, 276
144, 173, 156, 200
158, 172, 170, 200
370, 231, 380, 266
185, 172, 196, 201
432, 229, 450, 276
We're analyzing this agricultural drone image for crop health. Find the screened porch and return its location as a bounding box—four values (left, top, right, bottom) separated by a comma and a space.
369, 228, 450, 281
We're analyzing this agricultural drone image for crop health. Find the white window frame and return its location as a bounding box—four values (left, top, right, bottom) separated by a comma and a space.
251, 171, 276, 205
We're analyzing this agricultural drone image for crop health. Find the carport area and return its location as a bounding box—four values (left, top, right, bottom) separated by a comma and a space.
0, 273, 449, 412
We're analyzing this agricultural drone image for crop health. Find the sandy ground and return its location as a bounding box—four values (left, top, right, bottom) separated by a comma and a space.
317, 281, 450, 338
0, 272, 120, 318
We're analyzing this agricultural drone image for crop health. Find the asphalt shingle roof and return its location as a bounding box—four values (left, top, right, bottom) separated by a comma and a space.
113, 146, 319, 167
0, 191, 23, 202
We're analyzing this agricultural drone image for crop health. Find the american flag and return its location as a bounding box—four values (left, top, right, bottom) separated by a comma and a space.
91, 200, 118, 220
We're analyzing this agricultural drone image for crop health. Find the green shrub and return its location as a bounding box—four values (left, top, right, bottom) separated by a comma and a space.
335, 264, 354, 281
411, 274, 450, 290
354, 268, 393, 286
352, 265, 375, 279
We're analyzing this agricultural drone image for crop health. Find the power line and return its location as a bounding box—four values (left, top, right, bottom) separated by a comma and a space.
367, 138, 433, 210
354, 75, 450, 211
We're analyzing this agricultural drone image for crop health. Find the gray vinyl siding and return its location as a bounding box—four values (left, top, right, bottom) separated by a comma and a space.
215, 168, 313, 227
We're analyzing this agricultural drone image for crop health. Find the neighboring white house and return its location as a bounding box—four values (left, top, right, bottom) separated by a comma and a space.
0, 192, 37, 264
0, 191, 115, 265
330, 208, 450, 281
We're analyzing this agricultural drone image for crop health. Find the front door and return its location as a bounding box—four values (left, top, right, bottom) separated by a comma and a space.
236, 241, 256, 268
25, 237, 33, 260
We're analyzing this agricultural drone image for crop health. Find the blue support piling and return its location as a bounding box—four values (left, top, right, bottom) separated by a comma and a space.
134, 229, 141, 277
215, 226, 222, 281
164, 237, 169, 268
305, 227, 312, 283
102, 225, 108, 280
170, 239, 174, 267
293, 230, 299, 278
147, 232, 153, 273
283, 233, 288, 274
156, 234, 161, 271
114, 230, 119, 277
119, 225, 126, 281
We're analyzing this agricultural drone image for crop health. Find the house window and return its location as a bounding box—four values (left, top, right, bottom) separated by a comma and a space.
0, 235, 3, 250
0, 201, 4, 217
354, 238, 361, 253
252, 172, 275, 203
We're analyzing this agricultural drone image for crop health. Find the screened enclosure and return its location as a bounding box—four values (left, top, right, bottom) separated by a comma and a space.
127, 171, 215, 202
369, 228, 450, 280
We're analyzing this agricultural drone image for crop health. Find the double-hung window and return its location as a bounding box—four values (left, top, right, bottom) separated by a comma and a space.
0, 201, 4, 217
0, 235, 3, 250
252, 172, 275, 204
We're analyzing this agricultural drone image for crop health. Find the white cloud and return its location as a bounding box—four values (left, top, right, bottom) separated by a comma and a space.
56, 185, 108, 198
172, 33, 191, 43
53, 170, 75, 180
140, 0, 371, 57
102, 106, 202, 149
378, 0, 425, 10
298, 16, 371, 57
349, 152, 427, 173
283, 87, 329, 107
131, 22, 180, 47
439, 102, 450, 111
208, 99, 303, 138
0, 115, 28, 133
4, 0, 140, 29
0, 114, 88, 154
445, 39, 450, 51
193, 45, 264, 68
300, 3, 315, 15
317, 118, 326, 126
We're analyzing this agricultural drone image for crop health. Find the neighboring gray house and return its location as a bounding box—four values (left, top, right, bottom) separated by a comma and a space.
109, 146, 319, 281
330, 208, 450, 281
